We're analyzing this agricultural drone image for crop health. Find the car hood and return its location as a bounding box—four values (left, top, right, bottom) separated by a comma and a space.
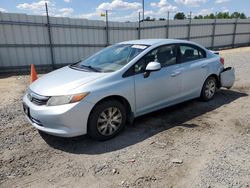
29, 66, 106, 96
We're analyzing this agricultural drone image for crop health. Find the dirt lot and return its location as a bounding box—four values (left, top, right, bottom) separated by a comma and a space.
1, 47, 250, 188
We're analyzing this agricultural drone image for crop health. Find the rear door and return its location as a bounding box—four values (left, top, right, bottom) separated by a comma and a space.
177, 44, 209, 98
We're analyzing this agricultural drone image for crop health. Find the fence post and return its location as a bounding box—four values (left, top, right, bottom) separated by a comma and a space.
142, 0, 144, 21
138, 12, 141, 39
187, 12, 192, 41
249, 22, 250, 46
105, 10, 109, 46
211, 16, 217, 49
232, 18, 238, 48
166, 11, 170, 38
45, 3, 55, 69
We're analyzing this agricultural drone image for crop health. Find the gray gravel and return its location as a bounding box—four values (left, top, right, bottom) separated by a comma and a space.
0, 47, 250, 188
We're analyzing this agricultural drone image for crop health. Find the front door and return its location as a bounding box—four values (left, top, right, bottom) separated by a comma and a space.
134, 44, 182, 116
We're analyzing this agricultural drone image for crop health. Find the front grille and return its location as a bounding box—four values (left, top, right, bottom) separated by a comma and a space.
27, 90, 49, 106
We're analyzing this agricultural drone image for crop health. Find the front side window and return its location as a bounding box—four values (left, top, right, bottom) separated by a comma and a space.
71, 44, 148, 73
134, 45, 177, 73
179, 45, 206, 63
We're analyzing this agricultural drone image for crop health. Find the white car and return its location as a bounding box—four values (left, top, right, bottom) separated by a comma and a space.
23, 39, 235, 140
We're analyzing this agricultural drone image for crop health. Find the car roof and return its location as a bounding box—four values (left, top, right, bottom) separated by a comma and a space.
119, 39, 190, 46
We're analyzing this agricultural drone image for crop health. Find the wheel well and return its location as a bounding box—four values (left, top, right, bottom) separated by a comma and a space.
88, 95, 132, 125
208, 74, 220, 88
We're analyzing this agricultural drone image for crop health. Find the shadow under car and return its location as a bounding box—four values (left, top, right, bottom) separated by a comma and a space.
40, 89, 247, 155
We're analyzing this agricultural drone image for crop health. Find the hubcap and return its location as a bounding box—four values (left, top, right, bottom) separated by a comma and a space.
97, 107, 122, 136
205, 79, 216, 99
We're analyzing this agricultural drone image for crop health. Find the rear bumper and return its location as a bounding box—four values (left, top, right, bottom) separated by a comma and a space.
220, 67, 235, 89
22, 94, 95, 137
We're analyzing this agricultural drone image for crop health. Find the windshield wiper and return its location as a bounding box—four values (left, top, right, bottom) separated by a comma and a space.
69, 59, 101, 72
69, 62, 101, 72
70, 60, 81, 66
80, 65, 101, 72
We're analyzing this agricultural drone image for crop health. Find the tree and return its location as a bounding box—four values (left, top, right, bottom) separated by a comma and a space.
194, 15, 204, 19
193, 11, 247, 20
231, 12, 241, 18
240, 13, 246, 19
217, 12, 230, 19
209, 13, 215, 19
144, 16, 156, 21
229, 12, 246, 19
174, 12, 186, 20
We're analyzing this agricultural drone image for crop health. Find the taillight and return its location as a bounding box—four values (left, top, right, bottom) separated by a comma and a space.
220, 57, 224, 65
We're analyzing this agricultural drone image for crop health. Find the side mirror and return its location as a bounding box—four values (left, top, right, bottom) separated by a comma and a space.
144, 62, 161, 78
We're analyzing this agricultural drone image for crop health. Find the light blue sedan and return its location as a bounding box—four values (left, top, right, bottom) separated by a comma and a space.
23, 39, 235, 140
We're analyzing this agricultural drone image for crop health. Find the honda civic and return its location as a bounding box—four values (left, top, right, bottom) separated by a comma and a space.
23, 39, 235, 140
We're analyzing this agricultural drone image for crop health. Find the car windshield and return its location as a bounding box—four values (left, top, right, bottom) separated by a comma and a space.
70, 44, 148, 73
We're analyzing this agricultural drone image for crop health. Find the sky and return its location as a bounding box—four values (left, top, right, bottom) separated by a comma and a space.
0, 0, 249, 22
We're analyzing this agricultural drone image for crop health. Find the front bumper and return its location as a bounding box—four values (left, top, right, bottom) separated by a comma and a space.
22, 94, 95, 137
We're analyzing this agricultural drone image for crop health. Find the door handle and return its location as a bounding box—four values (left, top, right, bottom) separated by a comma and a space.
171, 71, 181, 77
201, 63, 208, 68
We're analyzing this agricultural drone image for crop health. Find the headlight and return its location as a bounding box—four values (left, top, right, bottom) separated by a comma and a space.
47, 92, 89, 106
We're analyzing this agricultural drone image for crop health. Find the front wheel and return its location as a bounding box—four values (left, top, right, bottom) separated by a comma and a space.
88, 100, 126, 141
200, 76, 217, 101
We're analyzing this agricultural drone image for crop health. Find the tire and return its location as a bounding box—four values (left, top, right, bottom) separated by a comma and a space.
88, 100, 126, 141
200, 76, 217, 101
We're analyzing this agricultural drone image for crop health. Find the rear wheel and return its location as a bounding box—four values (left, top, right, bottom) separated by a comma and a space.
200, 76, 217, 101
88, 100, 126, 141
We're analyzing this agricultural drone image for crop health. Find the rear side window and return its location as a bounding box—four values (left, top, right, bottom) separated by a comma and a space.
179, 44, 206, 63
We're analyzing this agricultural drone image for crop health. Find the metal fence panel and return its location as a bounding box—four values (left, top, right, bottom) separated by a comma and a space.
190, 19, 214, 37
235, 34, 250, 45
141, 21, 166, 39
0, 12, 250, 73
190, 37, 212, 48
214, 35, 233, 47
169, 20, 189, 39
109, 22, 137, 44
215, 19, 235, 35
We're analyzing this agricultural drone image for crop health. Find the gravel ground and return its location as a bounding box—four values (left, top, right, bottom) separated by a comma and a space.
0, 47, 250, 188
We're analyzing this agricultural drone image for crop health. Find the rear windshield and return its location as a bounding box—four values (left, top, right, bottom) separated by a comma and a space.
71, 44, 148, 73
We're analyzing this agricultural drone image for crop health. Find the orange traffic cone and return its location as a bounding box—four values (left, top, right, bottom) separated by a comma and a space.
30, 64, 38, 83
